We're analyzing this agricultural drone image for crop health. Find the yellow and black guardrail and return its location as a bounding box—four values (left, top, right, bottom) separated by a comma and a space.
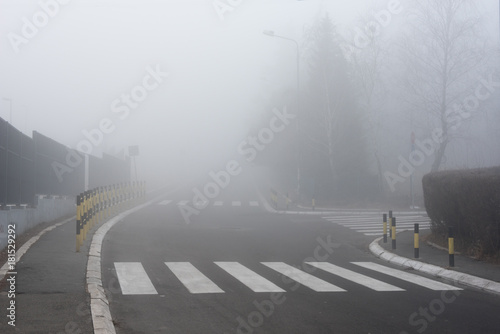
76, 181, 146, 252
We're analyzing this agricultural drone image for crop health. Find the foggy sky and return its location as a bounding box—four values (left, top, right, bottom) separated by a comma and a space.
1, 0, 498, 186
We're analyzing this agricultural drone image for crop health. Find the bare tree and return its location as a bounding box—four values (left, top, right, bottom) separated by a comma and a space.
397, 0, 487, 172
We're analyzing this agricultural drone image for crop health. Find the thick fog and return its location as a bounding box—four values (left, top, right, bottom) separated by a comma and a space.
1, 0, 499, 201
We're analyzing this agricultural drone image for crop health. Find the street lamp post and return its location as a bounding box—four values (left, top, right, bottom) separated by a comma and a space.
263, 30, 301, 199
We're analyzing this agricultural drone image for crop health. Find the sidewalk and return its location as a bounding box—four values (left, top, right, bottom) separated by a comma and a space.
0, 216, 94, 333
0, 186, 174, 333
372, 229, 500, 295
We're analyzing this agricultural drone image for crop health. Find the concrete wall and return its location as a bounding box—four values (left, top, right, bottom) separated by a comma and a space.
0, 196, 75, 251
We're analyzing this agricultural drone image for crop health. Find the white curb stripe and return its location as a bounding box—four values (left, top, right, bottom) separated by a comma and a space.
367, 237, 500, 296
87, 192, 166, 334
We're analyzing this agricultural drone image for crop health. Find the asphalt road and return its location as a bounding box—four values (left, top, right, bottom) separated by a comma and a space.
101, 174, 500, 334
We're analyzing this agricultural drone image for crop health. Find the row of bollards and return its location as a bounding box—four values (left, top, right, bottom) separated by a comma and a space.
382, 211, 455, 267
76, 181, 146, 252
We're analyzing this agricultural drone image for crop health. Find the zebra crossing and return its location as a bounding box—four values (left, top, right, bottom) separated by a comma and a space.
323, 211, 431, 236
113, 261, 461, 295
157, 199, 260, 207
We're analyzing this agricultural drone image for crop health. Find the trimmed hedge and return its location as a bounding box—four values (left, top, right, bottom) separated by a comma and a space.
422, 167, 500, 259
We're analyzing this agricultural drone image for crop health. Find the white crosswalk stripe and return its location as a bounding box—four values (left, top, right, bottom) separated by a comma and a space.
232, 201, 241, 206
213, 201, 223, 206
323, 211, 431, 236
306, 262, 404, 291
215, 262, 285, 292
352, 262, 462, 291
262, 262, 345, 292
113, 261, 461, 295
249, 201, 259, 206
158, 199, 172, 205
115, 262, 158, 295
177, 200, 189, 206
165, 262, 224, 294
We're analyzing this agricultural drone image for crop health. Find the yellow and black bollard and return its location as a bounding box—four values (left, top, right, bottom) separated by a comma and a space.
82, 191, 88, 241
388, 210, 393, 238
91, 189, 96, 228
99, 187, 104, 222
92, 188, 97, 227
76, 194, 82, 252
107, 185, 111, 217
391, 216, 396, 249
414, 223, 419, 258
448, 227, 455, 267
383, 213, 387, 243
89, 190, 94, 230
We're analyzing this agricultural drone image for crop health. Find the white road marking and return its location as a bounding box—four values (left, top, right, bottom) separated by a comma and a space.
232, 201, 241, 206
114, 262, 158, 295
165, 262, 224, 294
158, 200, 172, 205
214, 201, 223, 206
249, 201, 259, 206
177, 200, 189, 206
215, 262, 285, 293
323, 212, 431, 236
306, 262, 404, 291
352, 262, 463, 291
262, 262, 345, 292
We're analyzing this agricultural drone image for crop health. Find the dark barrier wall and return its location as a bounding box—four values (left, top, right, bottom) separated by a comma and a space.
33, 131, 85, 198
0, 118, 35, 205
0, 117, 130, 206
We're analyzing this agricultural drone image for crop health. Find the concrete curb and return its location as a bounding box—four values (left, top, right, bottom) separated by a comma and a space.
87, 194, 168, 334
369, 236, 500, 297
0, 215, 76, 282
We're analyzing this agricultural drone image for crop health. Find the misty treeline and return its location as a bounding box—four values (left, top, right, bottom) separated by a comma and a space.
249, 0, 500, 205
